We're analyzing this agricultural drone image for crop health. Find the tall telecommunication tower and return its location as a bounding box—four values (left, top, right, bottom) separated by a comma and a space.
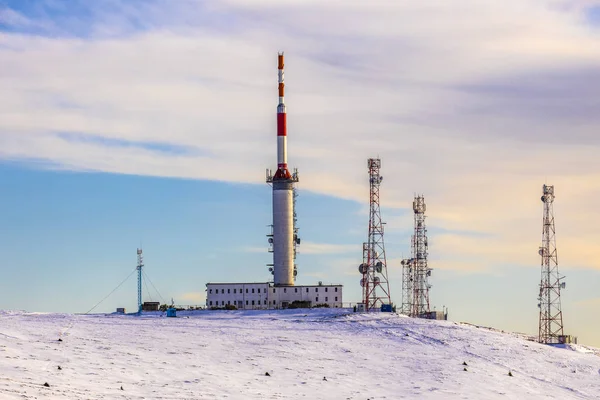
359, 158, 391, 311
538, 184, 566, 344
401, 195, 432, 317
136, 248, 144, 314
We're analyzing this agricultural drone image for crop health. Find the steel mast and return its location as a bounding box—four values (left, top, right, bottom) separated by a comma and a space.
401, 195, 432, 317
538, 184, 565, 344
136, 248, 143, 314
359, 158, 391, 311
411, 195, 431, 316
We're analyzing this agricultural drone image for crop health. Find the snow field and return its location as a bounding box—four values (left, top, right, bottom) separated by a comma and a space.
0, 309, 599, 399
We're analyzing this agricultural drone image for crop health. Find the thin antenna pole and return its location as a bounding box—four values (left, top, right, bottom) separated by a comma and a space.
136, 248, 144, 314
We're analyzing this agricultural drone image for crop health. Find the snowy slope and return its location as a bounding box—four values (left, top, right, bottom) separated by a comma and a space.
0, 309, 599, 399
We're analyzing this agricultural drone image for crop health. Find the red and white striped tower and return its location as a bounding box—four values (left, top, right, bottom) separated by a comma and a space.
274, 52, 291, 180
267, 52, 299, 286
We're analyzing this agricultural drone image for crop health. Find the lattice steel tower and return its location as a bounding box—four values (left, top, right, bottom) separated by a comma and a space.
538, 184, 565, 344
400, 257, 413, 315
412, 195, 431, 316
359, 158, 391, 311
136, 248, 144, 314
401, 195, 432, 317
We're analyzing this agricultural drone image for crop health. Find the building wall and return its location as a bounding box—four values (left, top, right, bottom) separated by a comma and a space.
269, 285, 343, 308
206, 283, 343, 310
207, 283, 270, 309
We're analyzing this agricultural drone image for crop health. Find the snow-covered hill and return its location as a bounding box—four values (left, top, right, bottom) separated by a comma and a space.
1, 309, 599, 399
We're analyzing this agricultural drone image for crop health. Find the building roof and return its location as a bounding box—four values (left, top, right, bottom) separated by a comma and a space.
206, 282, 270, 286
206, 282, 343, 287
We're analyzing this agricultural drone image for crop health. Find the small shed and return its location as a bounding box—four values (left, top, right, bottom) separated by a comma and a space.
380, 304, 393, 312
142, 302, 160, 312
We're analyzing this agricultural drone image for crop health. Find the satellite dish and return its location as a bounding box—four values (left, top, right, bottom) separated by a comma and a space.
373, 277, 381, 285
360, 278, 366, 287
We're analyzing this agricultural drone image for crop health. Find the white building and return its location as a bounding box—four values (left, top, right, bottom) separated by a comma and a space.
206, 282, 343, 310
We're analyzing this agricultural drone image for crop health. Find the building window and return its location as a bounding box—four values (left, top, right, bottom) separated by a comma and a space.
252, 288, 255, 293
228, 289, 230, 294
228, 301, 230, 305
246, 289, 248, 293
221, 289, 224, 294
325, 288, 328, 292
273, 289, 276, 294
264, 300, 267, 305
222, 301, 224, 306
234, 289, 236, 294
306, 288, 309, 293
335, 297, 338, 301
252, 300, 255, 305
295, 288, 298, 293
264, 288, 267, 293
325, 297, 328, 302
315, 288, 318, 292
246, 300, 249, 305
209, 289, 212, 294
335, 287, 338, 292
316, 297, 319, 302
284, 288, 287, 293
209, 301, 213, 305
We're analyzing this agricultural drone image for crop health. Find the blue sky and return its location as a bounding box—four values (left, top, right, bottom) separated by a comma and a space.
1, 0, 600, 346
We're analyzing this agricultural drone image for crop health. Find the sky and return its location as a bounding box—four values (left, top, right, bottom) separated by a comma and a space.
1, 0, 599, 345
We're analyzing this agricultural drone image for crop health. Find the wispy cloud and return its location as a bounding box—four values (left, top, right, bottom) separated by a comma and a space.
240, 246, 266, 254
0, 7, 33, 28
574, 297, 600, 308
178, 291, 206, 304
298, 242, 356, 255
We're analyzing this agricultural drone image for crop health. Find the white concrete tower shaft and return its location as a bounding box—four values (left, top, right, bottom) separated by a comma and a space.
273, 181, 294, 285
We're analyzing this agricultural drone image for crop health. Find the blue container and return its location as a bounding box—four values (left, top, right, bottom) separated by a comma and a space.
381, 304, 393, 312
166, 308, 177, 317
